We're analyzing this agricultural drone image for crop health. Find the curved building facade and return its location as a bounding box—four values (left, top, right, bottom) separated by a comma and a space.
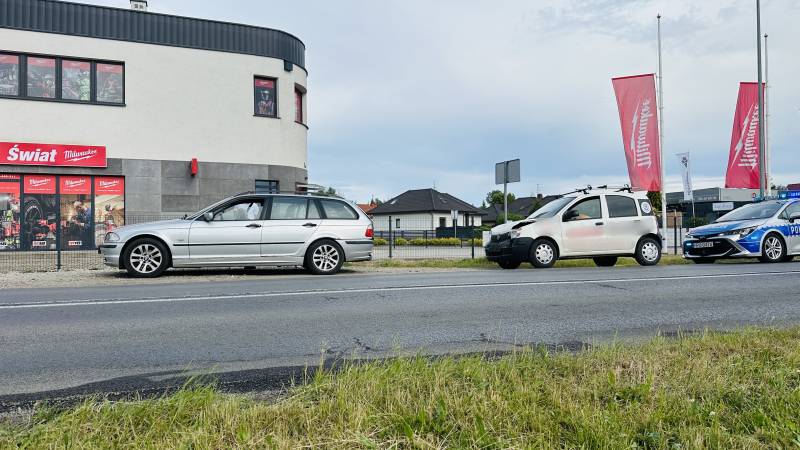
0, 0, 309, 250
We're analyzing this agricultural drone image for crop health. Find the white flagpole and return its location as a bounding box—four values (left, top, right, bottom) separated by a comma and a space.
756, 0, 766, 198
657, 14, 667, 232
764, 33, 770, 196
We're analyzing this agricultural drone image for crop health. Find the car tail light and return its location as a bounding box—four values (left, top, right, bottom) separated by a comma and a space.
365, 225, 374, 238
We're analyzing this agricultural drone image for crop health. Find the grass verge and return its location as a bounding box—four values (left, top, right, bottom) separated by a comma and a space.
358, 254, 690, 269
3, 328, 800, 448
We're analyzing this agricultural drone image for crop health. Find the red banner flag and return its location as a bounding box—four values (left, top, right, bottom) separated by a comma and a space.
725, 82, 762, 189
612, 74, 662, 191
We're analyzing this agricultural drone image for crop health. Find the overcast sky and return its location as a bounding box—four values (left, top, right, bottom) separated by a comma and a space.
83, 0, 799, 204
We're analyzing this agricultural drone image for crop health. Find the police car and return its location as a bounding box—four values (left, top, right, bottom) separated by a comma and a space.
683, 199, 800, 264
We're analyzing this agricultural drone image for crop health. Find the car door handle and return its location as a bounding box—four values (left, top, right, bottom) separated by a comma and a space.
595, 222, 604, 226
303, 223, 317, 228
246, 223, 262, 228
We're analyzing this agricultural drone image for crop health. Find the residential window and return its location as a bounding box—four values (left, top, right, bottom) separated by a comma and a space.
27, 57, 56, 98
255, 179, 279, 194
96, 63, 124, 103
254, 77, 277, 117
294, 85, 305, 124
61, 60, 91, 101
0, 54, 19, 96
396, 218, 401, 229
606, 195, 639, 218
439, 217, 446, 228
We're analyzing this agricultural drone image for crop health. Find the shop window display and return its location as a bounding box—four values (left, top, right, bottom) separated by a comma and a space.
61, 60, 91, 101
27, 57, 57, 99
0, 175, 21, 251
23, 175, 58, 250
59, 176, 93, 250
96, 63, 124, 103
94, 177, 125, 246
0, 54, 19, 96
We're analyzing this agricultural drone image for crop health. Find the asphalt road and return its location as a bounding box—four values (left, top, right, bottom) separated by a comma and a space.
2, 262, 800, 409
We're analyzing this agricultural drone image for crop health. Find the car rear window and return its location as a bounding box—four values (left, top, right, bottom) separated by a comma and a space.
606, 195, 639, 218
320, 199, 358, 219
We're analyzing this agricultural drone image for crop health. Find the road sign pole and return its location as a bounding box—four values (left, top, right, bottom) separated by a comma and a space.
503, 162, 508, 223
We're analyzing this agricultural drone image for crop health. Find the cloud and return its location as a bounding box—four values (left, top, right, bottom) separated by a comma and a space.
79, 0, 800, 204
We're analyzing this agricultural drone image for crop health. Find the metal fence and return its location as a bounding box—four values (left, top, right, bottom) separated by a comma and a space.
371, 215, 484, 260
0, 214, 183, 273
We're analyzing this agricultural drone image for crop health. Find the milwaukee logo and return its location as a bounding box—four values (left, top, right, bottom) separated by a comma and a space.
64, 179, 86, 188
629, 99, 654, 168
64, 149, 98, 162
6, 145, 56, 163
732, 104, 759, 169
99, 181, 120, 188
28, 178, 50, 187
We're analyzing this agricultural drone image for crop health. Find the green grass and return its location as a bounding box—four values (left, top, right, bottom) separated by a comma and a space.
3, 328, 800, 448
357, 254, 690, 269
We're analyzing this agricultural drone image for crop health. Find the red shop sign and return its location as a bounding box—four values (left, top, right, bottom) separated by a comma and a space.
60, 176, 91, 195
24, 175, 56, 194
0, 181, 20, 196
0, 142, 107, 168
94, 177, 124, 195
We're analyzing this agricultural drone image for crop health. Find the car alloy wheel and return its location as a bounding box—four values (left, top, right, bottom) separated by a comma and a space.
130, 243, 163, 274
760, 235, 785, 263
311, 243, 341, 274
123, 238, 169, 278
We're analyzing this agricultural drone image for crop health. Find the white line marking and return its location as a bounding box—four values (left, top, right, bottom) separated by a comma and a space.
1, 270, 798, 310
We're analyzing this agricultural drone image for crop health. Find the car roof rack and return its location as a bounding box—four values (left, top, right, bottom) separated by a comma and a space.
560, 185, 592, 196
596, 184, 634, 193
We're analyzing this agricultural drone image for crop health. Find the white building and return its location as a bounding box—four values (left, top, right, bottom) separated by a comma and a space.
0, 0, 309, 251
370, 189, 485, 234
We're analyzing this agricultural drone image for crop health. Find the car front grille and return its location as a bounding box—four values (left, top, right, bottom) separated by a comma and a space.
491, 233, 510, 243
685, 239, 736, 257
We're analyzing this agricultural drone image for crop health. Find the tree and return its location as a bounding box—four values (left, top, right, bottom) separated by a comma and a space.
647, 191, 662, 213
485, 190, 515, 206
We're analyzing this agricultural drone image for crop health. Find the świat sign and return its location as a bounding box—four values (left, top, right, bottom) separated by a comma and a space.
0, 141, 107, 168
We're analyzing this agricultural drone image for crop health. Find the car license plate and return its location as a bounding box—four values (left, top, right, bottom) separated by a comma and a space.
693, 241, 714, 249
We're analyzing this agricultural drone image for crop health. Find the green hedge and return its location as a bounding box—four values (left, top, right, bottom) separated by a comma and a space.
372, 237, 483, 247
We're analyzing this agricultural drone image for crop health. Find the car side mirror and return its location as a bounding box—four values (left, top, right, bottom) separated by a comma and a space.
563, 210, 578, 222
790, 212, 800, 223
203, 212, 214, 222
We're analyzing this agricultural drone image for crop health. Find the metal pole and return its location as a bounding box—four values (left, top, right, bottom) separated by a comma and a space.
764, 32, 770, 196
657, 14, 667, 233
756, 0, 766, 198
388, 215, 393, 259
503, 162, 508, 224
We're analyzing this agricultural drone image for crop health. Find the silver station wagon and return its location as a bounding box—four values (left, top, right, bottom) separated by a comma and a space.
99, 193, 374, 277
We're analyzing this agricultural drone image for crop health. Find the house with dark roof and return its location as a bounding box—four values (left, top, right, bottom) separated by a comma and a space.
369, 188, 486, 231
481, 195, 561, 225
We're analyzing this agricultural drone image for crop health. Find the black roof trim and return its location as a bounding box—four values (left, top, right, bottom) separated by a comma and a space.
0, 0, 306, 69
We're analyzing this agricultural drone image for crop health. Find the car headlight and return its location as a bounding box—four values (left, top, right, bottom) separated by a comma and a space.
510, 229, 521, 239
105, 232, 120, 242
731, 226, 757, 237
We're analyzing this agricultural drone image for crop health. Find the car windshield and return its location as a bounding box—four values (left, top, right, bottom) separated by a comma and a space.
185, 197, 236, 220
715, 202, 783, 222
528, 197, 574, 219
